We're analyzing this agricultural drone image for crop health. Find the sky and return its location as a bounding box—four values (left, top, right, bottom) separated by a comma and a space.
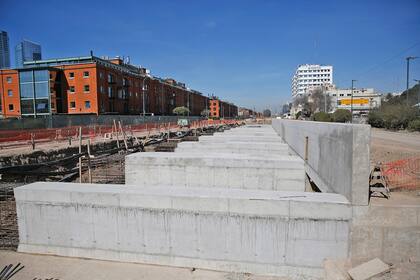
1, 0, 420, 112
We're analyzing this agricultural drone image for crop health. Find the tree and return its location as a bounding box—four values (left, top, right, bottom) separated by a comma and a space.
313, 112, 332, 122
311, 88, 332, 113
201, 109, 210, 117
173, 106, 190, 116
293, 95, 311, 118
263, 109, 271, 117
332, 109, 352, 123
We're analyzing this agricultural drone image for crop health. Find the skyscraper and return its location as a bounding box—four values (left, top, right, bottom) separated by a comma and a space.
0, 30, 11, 69
15, 39, 42, 67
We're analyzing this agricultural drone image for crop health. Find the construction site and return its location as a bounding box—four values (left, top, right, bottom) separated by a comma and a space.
0, 116, 418, 280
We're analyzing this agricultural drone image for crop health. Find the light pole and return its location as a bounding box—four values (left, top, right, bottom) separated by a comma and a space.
351, 79, 357, 123
406, 56, 418, 106
142, 76, 149, 116
414, 79, 420, 110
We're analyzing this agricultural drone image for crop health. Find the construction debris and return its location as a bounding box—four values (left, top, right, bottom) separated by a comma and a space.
347, 258, 390, 280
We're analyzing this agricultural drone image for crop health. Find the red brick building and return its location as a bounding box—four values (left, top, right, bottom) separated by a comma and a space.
0, 55, 238, 118
209, 97, 238, 118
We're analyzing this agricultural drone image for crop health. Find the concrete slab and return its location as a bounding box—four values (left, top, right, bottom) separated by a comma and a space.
347, 258, 389, 280
199, 135, 283, 143
14, 182, 351, 278
175, 141, 290, 156
125, 152, 305, 191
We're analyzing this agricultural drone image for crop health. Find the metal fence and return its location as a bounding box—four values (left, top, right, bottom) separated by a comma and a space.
382, 156, 420, 190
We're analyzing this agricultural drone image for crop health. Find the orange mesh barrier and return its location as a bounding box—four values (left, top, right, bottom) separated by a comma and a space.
382, 156, 420, 190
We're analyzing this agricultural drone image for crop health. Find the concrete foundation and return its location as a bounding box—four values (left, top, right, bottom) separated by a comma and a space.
125, 152, 305, 191
272, 119, 370, 206
15, 182, 352, 279
175, 141, 290, 156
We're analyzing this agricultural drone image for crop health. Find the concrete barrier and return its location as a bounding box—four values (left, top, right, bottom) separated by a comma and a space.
272, 119, 370, 206
125, 152, 305, 191
15, 182, 352, 278
175, 141, 290, 156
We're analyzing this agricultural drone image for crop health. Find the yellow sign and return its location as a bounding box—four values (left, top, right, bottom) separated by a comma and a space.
339, 98, 369, 105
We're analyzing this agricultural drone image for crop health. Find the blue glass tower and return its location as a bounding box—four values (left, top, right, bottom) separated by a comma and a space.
15, 40, 42, 67
0, 30, 11, 69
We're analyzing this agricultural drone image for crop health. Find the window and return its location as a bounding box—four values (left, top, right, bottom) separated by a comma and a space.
339, 94, 344, 97
99, 72, 103, 79
6, 77, 12, 83
84, 85, 90, 92
108, 74, 114, 83
85, 101, 91, 108
69, 86, 75, 93
8, 104, 14, 111
347, 94, 351, 96
70, 101, 76, 109
83, 71, 89, 78
69, 72, 75, 79
100, 85, 104, 94
7, 90, 12, 97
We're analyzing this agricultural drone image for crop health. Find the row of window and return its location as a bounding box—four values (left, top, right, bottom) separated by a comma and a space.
298, 79, 331, 83
68, 85, 90, 93
298, 74, 330, 78
298, 69, 331, 73
68, 71, 90, 79
69, 100, 91, 109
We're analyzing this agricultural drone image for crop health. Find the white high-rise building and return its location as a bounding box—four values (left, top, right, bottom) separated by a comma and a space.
292, 64, 333, 98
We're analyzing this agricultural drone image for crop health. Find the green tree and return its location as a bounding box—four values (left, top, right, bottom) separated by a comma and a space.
313, 112, 332, 122
173, 106, 190, 116
332, 109, 352, 123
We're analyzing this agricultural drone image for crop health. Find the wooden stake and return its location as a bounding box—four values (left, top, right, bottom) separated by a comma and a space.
30, 133, 35, 150
119, 121, 128, 150
114, 120, 120, 148
87, 139, 92, 184
78, 127, 83, 183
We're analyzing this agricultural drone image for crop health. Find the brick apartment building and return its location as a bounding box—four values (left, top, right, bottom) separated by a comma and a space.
0, 55, 238, 118
209, 97, 238, 118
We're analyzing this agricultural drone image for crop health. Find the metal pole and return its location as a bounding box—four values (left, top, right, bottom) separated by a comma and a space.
351, 80, 356, 123
415, 79, 420, 110
406, 57, 410, 106
406, 57, 418, 106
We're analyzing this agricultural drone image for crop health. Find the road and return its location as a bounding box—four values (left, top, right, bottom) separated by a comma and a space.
370, 128, 420, 164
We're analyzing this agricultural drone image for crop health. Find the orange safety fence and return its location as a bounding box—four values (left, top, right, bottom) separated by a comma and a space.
0, 119, 240, 145
382, 156, 420, 190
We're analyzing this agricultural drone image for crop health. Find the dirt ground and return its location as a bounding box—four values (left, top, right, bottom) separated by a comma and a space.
370, 128, 420, 164
0, 251, 288, 280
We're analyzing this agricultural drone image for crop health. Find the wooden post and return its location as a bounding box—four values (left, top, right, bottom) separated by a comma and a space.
30, 133, 35, 150
114, 120, 120, 148
304, 136, 309, 162
119, 121, 128, 150
68, 136, 72, 146
87, 139, 92, 184
78, 127, 83, 183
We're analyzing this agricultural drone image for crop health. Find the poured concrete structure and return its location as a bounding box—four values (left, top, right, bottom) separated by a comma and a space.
198, 135, 283, 143
15, 182, 351, 279
125, 152, 305, 192
272, 119, 370, 206
175, 141, 290, 156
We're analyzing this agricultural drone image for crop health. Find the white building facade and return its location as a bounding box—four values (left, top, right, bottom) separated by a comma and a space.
292, 64, 333, 97
326, 87, 381, 114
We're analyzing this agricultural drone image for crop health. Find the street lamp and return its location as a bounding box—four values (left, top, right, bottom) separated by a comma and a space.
142, 76, 149, 116
406, 56, 418, 105
351, 79, 357, 123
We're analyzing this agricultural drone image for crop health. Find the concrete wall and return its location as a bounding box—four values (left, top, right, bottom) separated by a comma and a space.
125, 152, 305, 192
272, 119, 370, 206
15, 182, 352, 279
351, 199, 420, 265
